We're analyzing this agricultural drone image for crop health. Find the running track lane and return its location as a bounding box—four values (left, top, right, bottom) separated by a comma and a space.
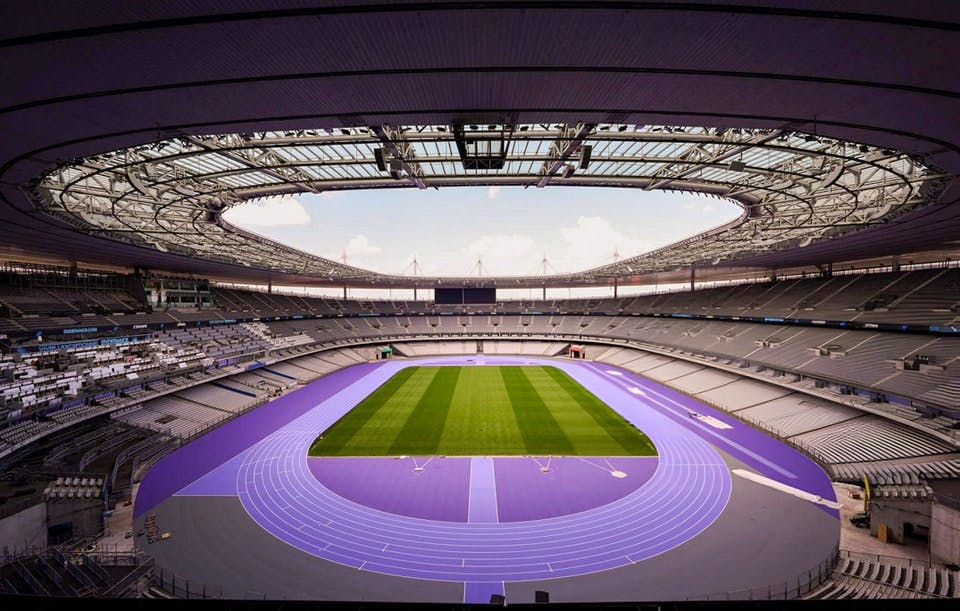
229, 356, 732, 582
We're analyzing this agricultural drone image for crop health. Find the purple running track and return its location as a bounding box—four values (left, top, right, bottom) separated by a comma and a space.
577, 361, 837, 516
226, 356, 732, 583
135, 360, 384, 517
138, 354, 835, 595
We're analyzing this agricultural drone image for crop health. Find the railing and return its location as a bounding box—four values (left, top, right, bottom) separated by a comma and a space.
154, 566, 224, 599
1, 542, 151, 597
103, 557, 155, 597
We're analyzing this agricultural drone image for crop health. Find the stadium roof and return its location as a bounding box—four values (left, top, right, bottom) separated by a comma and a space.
1, 2, 959, 288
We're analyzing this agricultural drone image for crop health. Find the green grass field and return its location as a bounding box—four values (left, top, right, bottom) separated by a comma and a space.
308, 366, 656, 457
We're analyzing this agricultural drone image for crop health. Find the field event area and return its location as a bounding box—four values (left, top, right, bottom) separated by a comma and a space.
308, 365, 657, 457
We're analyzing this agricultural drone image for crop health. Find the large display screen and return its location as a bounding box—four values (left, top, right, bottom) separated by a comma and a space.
435, 288, 496, 305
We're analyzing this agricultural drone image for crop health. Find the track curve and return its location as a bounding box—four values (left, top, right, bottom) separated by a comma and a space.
234, 356, 732, 582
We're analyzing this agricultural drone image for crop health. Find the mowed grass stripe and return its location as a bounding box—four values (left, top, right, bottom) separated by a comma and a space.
308, 367, 416, 455
520, 366, 631, 455
542, 367, 657, 455
438, 366, 524, 455
308, 365, 657, 457
344, 367, 442, 455
388, 367, 461, 455
499, 367, 575, 455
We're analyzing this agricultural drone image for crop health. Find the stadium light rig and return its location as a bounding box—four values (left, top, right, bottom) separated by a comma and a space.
453, 123, 514, 170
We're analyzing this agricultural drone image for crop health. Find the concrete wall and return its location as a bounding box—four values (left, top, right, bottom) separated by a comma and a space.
0, 502, 46, 556
931, 502, 960, 566
46, 499, 104, 541
869, 499, 930, 544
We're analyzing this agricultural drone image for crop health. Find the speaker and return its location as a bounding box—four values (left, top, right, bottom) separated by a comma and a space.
389, 158, 404, 180
561, 164, 575, 179
728, 160, 746, 172
535, 590, 550, 603
579, 144, 592, 169
373, 148, 387, 171
489, 594, 506, 605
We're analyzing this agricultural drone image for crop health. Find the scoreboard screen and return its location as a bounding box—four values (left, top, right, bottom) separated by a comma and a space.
435, 288, 496, 305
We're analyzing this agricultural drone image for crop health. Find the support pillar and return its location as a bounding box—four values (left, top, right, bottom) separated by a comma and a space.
413, 286, 418, 300
690, 267, 695, 292
343, 286, 347, 299
542, 285, 546, 300
267, 279, 272, 294
613, 277, 618, 299
892, 255, 901, 273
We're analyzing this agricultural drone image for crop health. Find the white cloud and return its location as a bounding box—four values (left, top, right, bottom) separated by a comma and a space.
321, 234, 382, 264
557, 216, 648, 267
222, 196, 310, 227
487, 186, 501, 200
343, 234, 382, 258
461, 234, 539, 274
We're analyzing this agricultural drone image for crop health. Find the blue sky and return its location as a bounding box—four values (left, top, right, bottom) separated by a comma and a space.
223, 186, 740, 278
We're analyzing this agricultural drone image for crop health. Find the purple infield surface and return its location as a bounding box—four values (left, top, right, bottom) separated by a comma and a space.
306, 456, 658, 522
138, 354, 835, 603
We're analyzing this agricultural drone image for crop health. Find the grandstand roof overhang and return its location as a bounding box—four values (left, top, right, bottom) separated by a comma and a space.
31, 124, 946, 287
1, 2, 959, 288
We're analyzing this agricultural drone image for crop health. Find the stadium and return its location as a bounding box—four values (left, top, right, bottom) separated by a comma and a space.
0, 2, 959, 607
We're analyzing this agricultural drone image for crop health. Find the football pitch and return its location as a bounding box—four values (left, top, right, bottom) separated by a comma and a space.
308, 365, 656, 456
